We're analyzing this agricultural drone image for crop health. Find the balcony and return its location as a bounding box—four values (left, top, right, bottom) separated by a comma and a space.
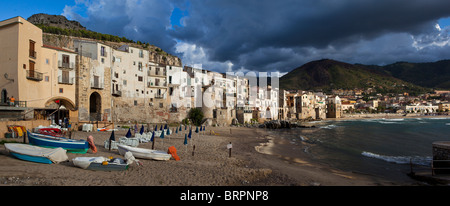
90, 81, 104, 89
58, 76, 74, 85
29, 50, 36, 59
112, 90, 122, 97
147, 81, 167, 88
148, 70, 167, 77
26, 70, 43, 81
58, 61, 75, 70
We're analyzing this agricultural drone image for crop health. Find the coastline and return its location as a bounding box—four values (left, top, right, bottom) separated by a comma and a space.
333, 113, 450, 121
0, 125, 418, 186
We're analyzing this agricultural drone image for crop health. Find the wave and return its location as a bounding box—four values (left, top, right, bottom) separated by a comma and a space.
383, 118, 404, 121
320, 124, 338, 129
378, 121, 400, 124
361, 151, 431, 166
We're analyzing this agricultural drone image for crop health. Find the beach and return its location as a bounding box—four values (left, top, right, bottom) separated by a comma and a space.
0, 124, 412, 186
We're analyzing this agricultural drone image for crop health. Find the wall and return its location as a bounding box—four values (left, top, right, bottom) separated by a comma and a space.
0, 17, 20, 101
0, 119, 50, 139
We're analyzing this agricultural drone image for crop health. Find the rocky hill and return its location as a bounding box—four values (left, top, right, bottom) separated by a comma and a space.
28, 13, 182, 66
28, 13, 86, 30
279, 59, 430, 94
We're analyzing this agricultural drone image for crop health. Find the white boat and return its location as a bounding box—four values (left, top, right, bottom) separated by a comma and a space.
72, 156, 129, 171
117, 144, 171, 161
4, 143, 68, 164
72, 152, 138, 171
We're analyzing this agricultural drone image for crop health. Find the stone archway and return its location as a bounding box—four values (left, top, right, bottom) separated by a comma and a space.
89, 92, 102, 121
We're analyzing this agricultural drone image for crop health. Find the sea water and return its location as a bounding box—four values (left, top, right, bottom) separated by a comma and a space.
266, 117, 450, 182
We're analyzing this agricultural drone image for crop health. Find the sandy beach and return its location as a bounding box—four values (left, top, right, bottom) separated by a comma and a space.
0, 122, 418, 186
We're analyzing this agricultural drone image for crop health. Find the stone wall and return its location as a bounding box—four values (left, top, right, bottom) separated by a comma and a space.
77, 56, 112, 122
112, 97, 188, 124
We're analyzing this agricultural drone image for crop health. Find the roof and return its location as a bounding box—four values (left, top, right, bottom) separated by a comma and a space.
43, 44, 77, 54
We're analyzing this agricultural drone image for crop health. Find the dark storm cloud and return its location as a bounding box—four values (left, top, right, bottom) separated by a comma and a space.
171, 0, 450, 72
64, 0, 182, 54
64, 0, 450, 73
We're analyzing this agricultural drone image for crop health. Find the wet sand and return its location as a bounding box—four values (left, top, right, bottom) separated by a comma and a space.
0, 126, 409, 186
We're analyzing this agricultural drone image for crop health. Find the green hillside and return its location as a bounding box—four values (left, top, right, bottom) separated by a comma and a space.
380, 60, 450, 89
280, 59, 430, 95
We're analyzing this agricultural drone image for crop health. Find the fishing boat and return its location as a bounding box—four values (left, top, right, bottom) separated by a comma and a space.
37, 128, 63, 137
72, 157, 129, 171
27, 131, 89, 154
4, 143, 68, 164
117, 144, 172, 161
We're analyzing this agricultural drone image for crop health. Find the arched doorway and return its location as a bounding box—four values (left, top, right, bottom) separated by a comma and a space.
89, 92, 102, 121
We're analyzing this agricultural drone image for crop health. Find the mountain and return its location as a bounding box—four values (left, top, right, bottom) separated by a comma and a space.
28, 13, 86, 30
376, 60, 450, 89
279, 59, 430, 94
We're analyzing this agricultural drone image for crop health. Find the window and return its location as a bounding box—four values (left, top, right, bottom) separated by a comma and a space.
134, 100, 137, 106
45, 76, 49, 82
100, 46, 106, 57
59, 88, 63, 93
46, 59, 49, 64
29, 61, 35, 77
169, 76, 172, 84
62, 54, 70, 68
29, 40, 36, 58
62, 70, 70, 83
138, 76, 143, 82
123, 80, 127, 85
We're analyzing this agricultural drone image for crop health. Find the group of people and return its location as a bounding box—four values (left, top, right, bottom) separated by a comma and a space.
58, 117, 71, 129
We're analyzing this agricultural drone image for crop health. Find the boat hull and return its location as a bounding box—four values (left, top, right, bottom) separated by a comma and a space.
117, 144, 171, 161
5, 143, 68, 164
28, 132, 89, 153
72, 157, 129, 171
9, 152, 53, 164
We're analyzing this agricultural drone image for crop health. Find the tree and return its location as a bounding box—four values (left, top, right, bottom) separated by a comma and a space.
188, 108, 204, 126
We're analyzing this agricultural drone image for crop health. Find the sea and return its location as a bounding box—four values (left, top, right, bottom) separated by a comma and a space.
266, 117, 450, 183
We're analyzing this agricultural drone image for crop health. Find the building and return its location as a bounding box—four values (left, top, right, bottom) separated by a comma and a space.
0, 17, 78, 122
327, 95, 342, 118
74, 39, 112, 122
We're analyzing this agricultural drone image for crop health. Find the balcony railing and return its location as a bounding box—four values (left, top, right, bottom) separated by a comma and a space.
58, 76, 74, 85
26, 70, 43, 81
90, 81, 104, 89
29, 50, 36, 59
112, 90, 122, 97
148, 70, 167, 77
147, 81, 167, 87
155, 94, 165, 99
0, 100, 27, 108
58, 61, 75, 69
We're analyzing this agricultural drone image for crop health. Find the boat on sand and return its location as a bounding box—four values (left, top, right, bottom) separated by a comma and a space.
72, 151, 139, 171
4, 143, 68, 164
72, 157, 129, 171
117, 144, 171, 161
27, 131, 89, 153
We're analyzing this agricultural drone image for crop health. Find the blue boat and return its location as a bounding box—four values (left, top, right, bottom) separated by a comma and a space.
5, 143, 68, 164
27, 131, 89, 154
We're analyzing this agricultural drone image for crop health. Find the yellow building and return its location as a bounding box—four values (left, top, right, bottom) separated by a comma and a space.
0, 17, 77, 122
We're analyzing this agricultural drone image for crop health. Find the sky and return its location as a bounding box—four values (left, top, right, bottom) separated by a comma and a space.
2, 0, 450, 75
